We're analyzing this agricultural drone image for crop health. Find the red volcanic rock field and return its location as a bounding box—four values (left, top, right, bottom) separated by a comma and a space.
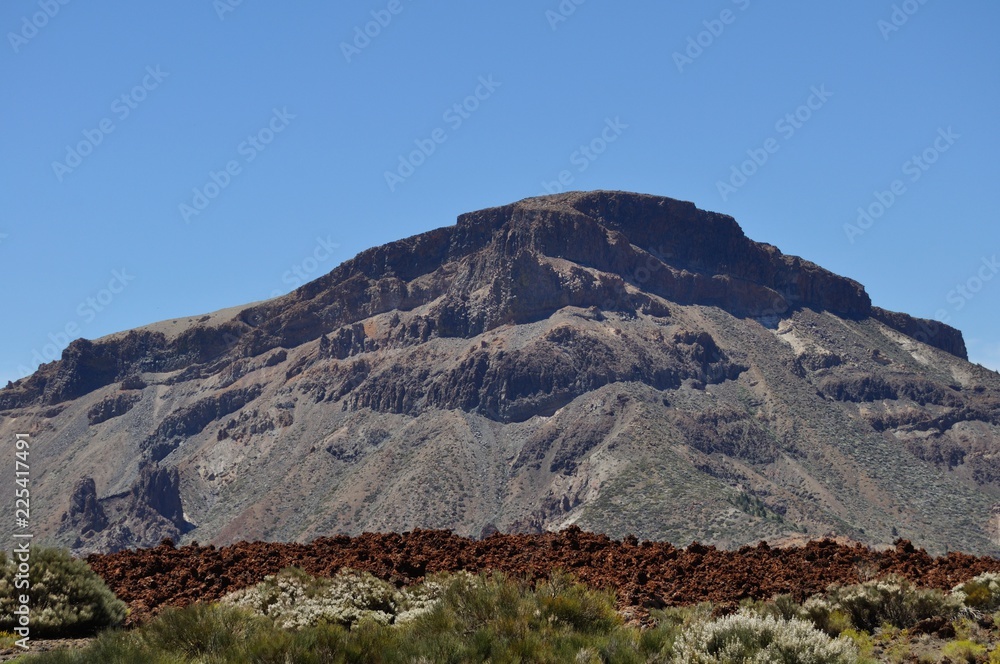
86, 527, 1000, 627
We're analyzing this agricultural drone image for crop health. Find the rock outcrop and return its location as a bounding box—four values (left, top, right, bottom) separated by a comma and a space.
57, 465, 192, 554
60, 478, 108, 538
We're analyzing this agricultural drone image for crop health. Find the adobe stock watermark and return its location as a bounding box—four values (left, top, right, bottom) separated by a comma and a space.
384, 75, 501, 193
15, 269, 136, 377
904, 254, 999, 351
7, 0, 71, 54
673, 0, 751, 73
213, 0, 245, 21
341, 0, 414, 63
267, 236, 340, 298
878, 0, 930, 41
539, 117, 629, 195
11, 433, 32, 651
545, 0, 587, 31
51, 66, 170, 183
716, 85, 832, 202
843, 126, 958, 243
934, 255, 999, 325
179, 107, 295, 223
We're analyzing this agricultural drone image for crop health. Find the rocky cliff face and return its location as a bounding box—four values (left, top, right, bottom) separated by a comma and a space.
0, 193, 964, 415
58, 464, 191, 552
1, 191, 996, 556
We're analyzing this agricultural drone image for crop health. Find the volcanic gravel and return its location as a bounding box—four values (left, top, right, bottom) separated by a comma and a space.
86, 527, 1000, 627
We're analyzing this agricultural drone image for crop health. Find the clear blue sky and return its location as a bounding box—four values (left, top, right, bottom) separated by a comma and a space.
2, 1, 998, 385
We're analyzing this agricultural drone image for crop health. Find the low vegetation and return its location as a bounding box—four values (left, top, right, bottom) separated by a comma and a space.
0, 547, 126, 638
799, 575, 962, 634
218, 566, 454, 629
673, 612, 859, 663
7, 560, 1000, 663
954, 572, 1000, 613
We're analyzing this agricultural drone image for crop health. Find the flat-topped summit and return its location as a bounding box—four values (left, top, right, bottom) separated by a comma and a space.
2, 191, 964, 412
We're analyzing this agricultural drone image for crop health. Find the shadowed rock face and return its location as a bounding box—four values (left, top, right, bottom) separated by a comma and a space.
1, 191, 996, 557
992, 507, 1000, 547
61, 478, 107, 536
131, 465, 186, 527
59, 465, 192, 554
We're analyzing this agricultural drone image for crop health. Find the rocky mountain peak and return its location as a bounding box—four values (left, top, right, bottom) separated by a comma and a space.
459, 191, 874, 317
3, 191, 992, 557
0, 192, 967, 413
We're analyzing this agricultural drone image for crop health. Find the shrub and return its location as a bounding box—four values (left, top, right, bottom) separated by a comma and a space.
643, 604, 714, 662
767, 594, 808, 622
137, 602, 270, 659
15, 603, 355, 664
220, 566, 400, 629
799, 598, 853, 637
941, 639, 987, 663
535, 570, 620, 635
0, 547, 126, 637
424, 570, 529, 640
952, 572, 1000, 612
395, 571, 470, 624
838, 628, 874, 659
407, 570, 634, 662
19, 627, 188, 664
803, 575, 960, 633
671, 611, 860, 663
743, 594, 807, 622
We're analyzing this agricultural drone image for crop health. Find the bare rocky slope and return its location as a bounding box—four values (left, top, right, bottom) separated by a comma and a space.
2, 191, 998, 556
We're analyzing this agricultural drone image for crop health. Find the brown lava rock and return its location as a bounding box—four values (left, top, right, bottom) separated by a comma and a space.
85, 529, 1000, 627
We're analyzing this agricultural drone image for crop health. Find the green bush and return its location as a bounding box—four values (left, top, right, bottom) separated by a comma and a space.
671, 611, 860, 663
800, 598, 852, 637
19, 627, 188, 664
0, 547, 126, 637
394, 570, 469, 624
535, 570, 620, 635
16, 603, 353, 664
743, 594, 807, 622
136, 602, 270, 658
45, 570, 1000, 663
802, 575, 960, 634
941, 638, 987, 663
642, 604, 714, 662
408, 570, 640, 663
218, 567, 646, 659
953, 572, 1000, 612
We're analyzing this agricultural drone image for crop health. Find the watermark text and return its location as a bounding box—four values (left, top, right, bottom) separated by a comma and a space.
11, 433, 33, 650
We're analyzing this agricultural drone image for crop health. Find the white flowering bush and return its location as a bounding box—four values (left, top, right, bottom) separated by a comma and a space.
671, 611, 859, 664
952, 572, 1000, 612
395, 571, 477, 624
221, 566, 400, 629
0, 547, 126, 636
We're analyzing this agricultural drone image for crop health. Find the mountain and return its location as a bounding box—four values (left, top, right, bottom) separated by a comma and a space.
2, 191, 998, 556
